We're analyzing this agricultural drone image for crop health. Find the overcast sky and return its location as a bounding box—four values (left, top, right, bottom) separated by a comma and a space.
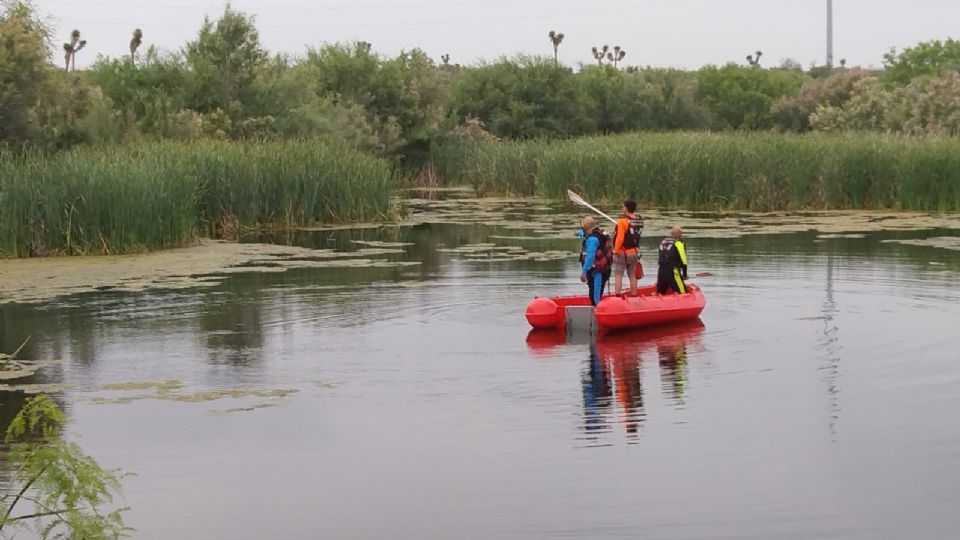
28, 0, 959, 70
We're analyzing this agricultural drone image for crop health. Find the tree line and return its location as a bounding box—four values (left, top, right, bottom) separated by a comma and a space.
2, 2, 960, 156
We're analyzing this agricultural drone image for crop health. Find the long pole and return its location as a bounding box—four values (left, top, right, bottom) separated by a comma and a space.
566, 190, 617, 225
826, 0, 834, 66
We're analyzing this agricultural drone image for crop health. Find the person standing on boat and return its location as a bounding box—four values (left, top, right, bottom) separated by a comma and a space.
657, 227, 688, 294
578, 217, 612, 306
612, 200, 644, 297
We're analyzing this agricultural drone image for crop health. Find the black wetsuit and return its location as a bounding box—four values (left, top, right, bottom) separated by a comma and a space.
656, 237, 688, 294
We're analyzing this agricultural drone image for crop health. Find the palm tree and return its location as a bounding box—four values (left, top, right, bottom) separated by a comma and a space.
130, 28, 143, 64
63, 29, 87, 71
591, 44, 609, 66
548, 30, 565, 66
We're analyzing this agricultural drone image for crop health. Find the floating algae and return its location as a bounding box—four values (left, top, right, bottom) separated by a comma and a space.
817, 234, 868, 239
455, 248, 574, 263
349, 240, 415, 248
0, 346, 60, 384
0, 383, 74, 394
488, 235, 557, 242
0, 363, 41, 382
240, 259, 421, 270
881, 237, 960, 251
0, 240, 413, 305
1, 338, 57, 383
168, 388, 298, 403
297, 223, 388, 232
86, 382, 299, 406
100, 379, 183, 392
437, 243, 499, 254
5, 196, 959, 305
399, 195, 960, 239
208, 401, 284, 416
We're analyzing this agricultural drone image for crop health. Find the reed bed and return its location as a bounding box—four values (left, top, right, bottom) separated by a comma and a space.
0, 140, 392, 257
429, 139, 548, 195
431, 132, 960, 211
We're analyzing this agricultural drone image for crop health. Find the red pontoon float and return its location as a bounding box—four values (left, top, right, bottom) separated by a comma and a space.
525, 284, 705, 332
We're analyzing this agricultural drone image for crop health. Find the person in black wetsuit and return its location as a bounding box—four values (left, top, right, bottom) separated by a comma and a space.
657, 226, 688, 295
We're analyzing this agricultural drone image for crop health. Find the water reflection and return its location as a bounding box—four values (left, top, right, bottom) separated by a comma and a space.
582, 344, 614, 443
1, 214, 959, 538
657, 337, 689, 405
198, 290, 266, 366
821, 252, 842, 439
606, 339, 645, 438
528, 320, 705, 446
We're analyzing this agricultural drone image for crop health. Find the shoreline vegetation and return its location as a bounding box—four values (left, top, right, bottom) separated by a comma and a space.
431, 132, 960, 208
3, 3, 960, 257
5, 132, 960, 257
0, 140, 392, 257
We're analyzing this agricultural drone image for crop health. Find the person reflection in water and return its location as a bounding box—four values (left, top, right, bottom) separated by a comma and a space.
610, 346, 644, 438
658, 342, 689, 404
568, 321, 704, 444
581, 343, 613, 442
582, 341, 645, 442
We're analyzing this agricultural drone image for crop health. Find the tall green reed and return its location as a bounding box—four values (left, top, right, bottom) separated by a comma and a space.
0, 140, 393, 257
432, 132, 960, 211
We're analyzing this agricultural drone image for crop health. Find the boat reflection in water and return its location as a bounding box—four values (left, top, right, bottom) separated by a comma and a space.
527, 320, 706, 446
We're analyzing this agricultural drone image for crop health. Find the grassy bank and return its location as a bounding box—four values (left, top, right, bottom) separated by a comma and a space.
431, 133, 960, 211
0, 140, 392, 257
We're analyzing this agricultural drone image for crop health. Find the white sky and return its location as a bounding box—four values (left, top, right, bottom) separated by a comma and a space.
27, 0, 960, 70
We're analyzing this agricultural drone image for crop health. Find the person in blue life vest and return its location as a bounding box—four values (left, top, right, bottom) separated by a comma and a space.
577, 216, 612, 306
657, 226, 688, 294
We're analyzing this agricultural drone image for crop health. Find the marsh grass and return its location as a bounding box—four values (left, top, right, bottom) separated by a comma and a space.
0, 140, 393, 257
432, 132, 960, 211
429, 139, 548, 195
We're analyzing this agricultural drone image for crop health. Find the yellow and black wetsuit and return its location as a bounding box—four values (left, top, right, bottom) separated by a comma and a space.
656, 237, 688, 294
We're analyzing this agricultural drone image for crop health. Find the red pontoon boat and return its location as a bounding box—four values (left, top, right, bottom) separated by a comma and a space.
525, 284, 705, 332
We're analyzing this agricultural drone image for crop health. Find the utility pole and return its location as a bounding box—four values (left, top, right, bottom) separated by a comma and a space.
826, 0, 834, 66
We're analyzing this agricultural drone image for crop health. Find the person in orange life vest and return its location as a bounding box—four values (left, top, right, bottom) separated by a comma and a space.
612, 199, 644, 296
577, 216, 611, 306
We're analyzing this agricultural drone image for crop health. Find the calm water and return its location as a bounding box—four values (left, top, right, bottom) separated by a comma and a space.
2, 205, 960, 539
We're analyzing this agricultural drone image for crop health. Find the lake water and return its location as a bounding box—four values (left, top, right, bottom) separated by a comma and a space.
2, 198, 960, 539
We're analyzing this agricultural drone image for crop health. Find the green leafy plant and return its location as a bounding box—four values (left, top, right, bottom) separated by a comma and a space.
883, 39, 960, 86
0, 395, 131, 539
